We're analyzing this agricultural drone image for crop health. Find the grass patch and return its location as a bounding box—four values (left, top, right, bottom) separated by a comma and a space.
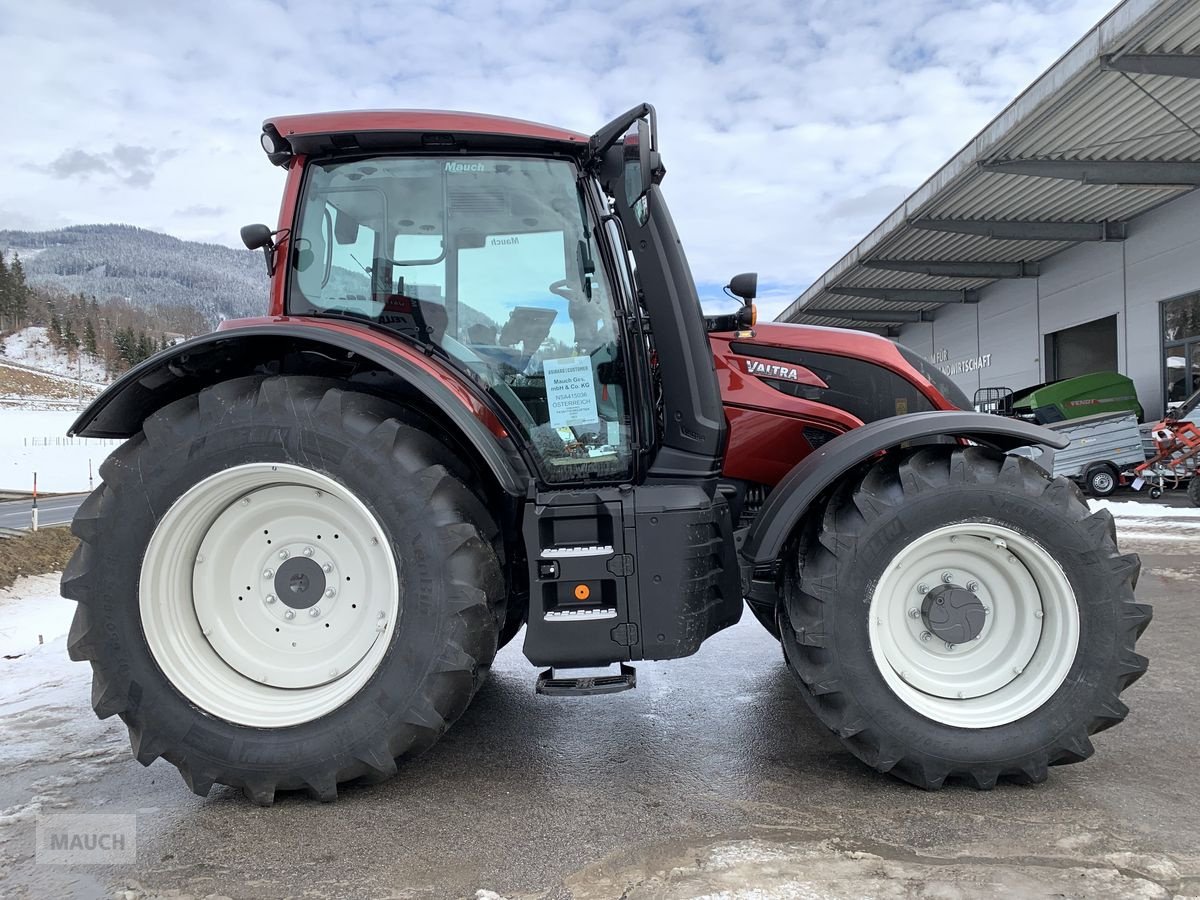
0, 527, 78, 591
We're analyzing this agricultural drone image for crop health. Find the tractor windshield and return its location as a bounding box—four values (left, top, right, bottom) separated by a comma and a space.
288, 156, 633, 483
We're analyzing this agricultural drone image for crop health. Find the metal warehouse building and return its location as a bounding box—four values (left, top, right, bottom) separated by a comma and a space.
780, 0, 1200, 419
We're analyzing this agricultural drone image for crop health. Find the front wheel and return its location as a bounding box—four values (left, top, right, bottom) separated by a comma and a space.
63, 376, 503, 804
781, 446, 1150, 789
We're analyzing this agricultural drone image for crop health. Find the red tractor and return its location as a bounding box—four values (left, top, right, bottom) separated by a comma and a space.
64, 105, 1149, 804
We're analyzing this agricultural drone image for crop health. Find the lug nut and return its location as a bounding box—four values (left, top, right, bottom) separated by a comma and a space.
944, 641, 956, 651
920, 631, 932, 642
377, 611, 386, 620
263, 568, 273, 579
241, 497, 251, 506
303, 546, 314, 557
284, 610, 295, 620
309, 607, 321, 618
983, 606, 990, 615
323, 563, 333, 573
907, 607, 920, 619
917, 583, 929, 594
941, 572, 953, 584
264, 594, 276, 605
370, 537, 379, 546
966, 580, 979, 592
325, 588, 335, 598
1034, 610, 1044, 619
279, 549, 290, 560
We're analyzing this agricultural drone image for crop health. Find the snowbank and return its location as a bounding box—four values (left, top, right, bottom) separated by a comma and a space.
0, 573, 72, 656
1, 326, 108, 385
0, 408, 116, 492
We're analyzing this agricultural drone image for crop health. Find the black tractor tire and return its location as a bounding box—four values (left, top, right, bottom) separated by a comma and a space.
63, 375, 504, 804
1084, 462, 1119, 498
1188, 475, 1200, 507
780, 445, 1150, 790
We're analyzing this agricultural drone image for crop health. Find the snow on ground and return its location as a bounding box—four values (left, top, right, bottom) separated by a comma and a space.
0, 573, 72, 657
1, 326, 108, 385
1089, 498, 1200, 519
0, 408, 117, 492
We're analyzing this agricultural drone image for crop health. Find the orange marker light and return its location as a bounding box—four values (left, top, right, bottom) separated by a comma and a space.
573, 584, 591, 601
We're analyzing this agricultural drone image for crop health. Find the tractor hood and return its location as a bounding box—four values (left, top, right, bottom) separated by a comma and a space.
710, 321, 972, 418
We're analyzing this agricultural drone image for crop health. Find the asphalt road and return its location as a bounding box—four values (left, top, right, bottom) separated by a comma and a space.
0, 521, 1197, 899
0, 494, 86, 531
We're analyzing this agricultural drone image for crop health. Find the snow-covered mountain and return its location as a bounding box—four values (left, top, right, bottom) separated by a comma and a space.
0, 224, 268, 324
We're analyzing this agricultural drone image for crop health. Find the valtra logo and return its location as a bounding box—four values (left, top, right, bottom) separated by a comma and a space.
740, 357, 801, 382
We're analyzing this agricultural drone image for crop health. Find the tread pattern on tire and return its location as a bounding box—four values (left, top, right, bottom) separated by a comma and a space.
779, 445, 1151, 790
63, 376, 504, 805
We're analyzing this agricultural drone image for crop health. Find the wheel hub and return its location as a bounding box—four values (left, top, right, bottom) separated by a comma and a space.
868, 522, 1080, 729
275, 556, 326, 610
921, 584, 986, 644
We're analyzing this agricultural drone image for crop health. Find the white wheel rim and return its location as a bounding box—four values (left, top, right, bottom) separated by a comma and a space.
868, 522, 1079, 729
140, 463, 399, 728
1092, 472, 1114, 492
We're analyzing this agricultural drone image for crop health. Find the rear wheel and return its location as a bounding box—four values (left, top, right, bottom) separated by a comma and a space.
780, 446, 1150, 789
1188, 475, 1200, 507
64, 376, 503, 804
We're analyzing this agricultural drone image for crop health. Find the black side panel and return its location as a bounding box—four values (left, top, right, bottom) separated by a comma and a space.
618, 184, 725, 480
520, 484, 742, 668
633, 485, 743, 660
742, 410, 1069, 568
68, 325, 528, 496
522, 488, 637, 667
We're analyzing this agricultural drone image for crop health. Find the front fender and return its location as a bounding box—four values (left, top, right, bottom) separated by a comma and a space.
71, 319, 529, 496
741, 410, 1068, 568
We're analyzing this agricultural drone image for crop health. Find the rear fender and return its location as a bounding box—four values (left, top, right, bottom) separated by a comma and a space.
741, 410, 1069, 571
71, 320, 529, 496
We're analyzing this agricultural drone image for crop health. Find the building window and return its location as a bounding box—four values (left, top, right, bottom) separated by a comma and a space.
1163, 293, 1200, 408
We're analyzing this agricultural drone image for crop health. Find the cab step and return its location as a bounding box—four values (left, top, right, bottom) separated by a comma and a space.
535, 664, 637, 697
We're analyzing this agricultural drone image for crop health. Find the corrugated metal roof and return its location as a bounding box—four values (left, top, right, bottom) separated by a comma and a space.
781, 0, 1200, 331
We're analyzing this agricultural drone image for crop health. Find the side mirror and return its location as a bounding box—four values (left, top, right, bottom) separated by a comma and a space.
725, 272, 758, 332
240, 223, 279, 277
240, 223, 274, 251
728, 272, 757, 302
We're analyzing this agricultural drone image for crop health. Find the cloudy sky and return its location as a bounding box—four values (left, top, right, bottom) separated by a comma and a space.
4, 0, 1114, 317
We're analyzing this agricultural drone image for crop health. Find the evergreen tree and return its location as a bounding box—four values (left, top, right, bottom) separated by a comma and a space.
83, 319, 98, 356
8, 255, 28, 328
63, 320, 79, 351
49, 313, 63, 347
0, 255, 10, 329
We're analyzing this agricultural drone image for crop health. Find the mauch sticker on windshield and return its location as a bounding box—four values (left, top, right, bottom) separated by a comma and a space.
543, 357, 599, 429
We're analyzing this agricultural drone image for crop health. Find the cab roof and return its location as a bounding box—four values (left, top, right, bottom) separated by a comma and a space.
263, 110, 589, 163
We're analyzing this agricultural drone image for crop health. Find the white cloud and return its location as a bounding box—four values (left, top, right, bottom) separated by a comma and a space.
3, 0, 1112, 312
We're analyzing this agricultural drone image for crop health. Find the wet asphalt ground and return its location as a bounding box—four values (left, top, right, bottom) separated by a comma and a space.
0, 519, 1197, 899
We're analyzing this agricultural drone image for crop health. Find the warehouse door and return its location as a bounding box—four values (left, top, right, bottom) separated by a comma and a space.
1045, 315, 1118, 381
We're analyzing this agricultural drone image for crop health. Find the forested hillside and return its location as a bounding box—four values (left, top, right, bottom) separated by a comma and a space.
0, 224, 267, 324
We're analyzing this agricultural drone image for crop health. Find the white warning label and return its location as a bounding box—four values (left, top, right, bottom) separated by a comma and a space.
542, 356, 598, 429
